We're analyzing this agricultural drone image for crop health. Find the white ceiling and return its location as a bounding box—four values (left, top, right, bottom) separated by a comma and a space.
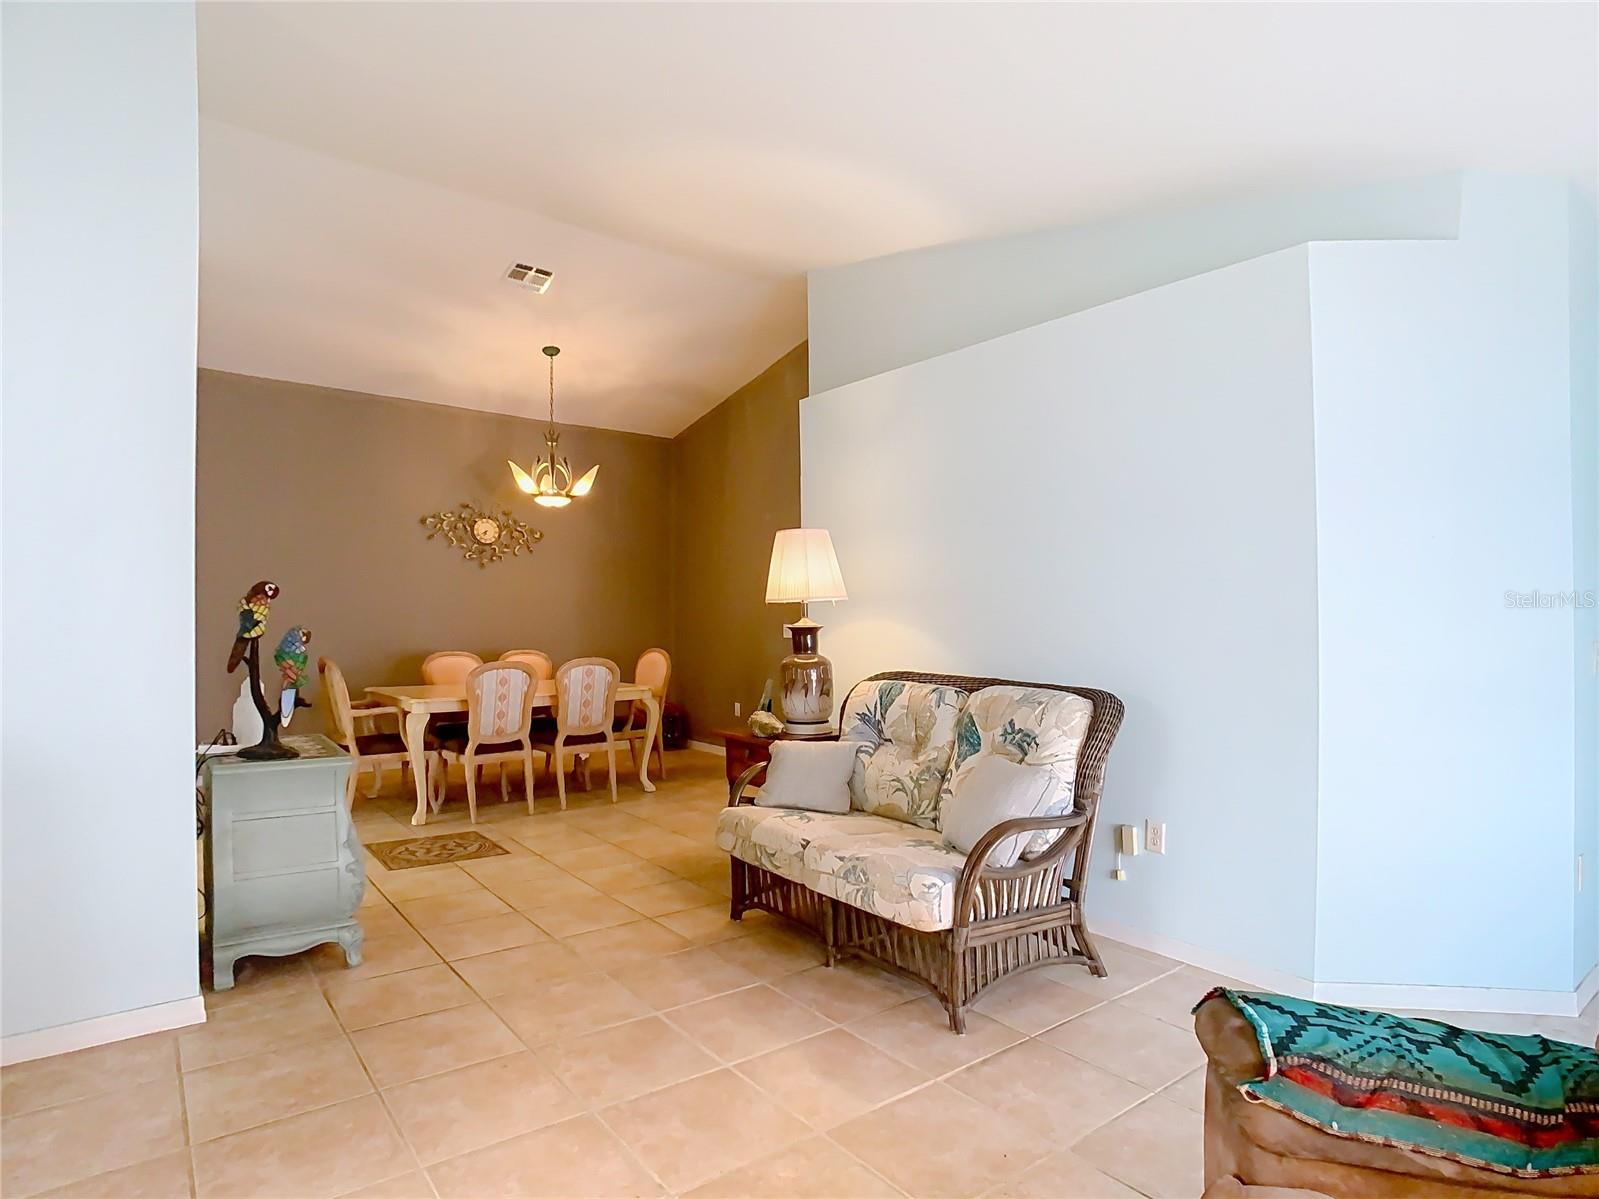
197, 2, 1597, 434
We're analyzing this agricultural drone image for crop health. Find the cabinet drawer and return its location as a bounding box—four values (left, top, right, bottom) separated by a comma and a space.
217, 869, 341, 939
215, 767, 341, 815
229, 811, 338, 878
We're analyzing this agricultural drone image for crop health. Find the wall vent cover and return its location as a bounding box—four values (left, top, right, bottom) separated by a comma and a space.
505, 263, 553, 293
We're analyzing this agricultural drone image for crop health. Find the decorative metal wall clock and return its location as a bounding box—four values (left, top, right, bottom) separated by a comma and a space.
421, 502, 543, 567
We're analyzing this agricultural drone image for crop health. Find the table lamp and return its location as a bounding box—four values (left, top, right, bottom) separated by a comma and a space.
765, 528, 848, 733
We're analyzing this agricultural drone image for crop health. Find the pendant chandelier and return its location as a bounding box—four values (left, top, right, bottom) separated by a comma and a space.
507, 345, 597, 508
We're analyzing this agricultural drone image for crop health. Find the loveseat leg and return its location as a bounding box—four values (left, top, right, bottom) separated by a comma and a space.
1075, 921, 1108, 977
946, 1000, 967, 1035
822, 900, 837, 967
728, 858, 747, 920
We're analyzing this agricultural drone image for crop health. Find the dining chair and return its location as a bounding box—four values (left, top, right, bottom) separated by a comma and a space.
500, 650, 557, 742
419, 650, 480, 743
498, 649, 553, 683
421, 651, 483, 685
615, 647, 671, 780
533, 657, 622, 809
428, 661, 541, 822
319, 657, 426, 806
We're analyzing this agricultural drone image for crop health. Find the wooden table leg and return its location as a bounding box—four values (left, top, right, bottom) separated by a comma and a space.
404, 709, 431, 825
636, 695, 660, 793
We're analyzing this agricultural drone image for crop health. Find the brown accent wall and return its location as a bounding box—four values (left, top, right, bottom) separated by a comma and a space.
669, 343, 807, 742
195, 369, 674, 738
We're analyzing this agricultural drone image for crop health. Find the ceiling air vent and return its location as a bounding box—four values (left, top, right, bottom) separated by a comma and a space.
505, 263, 553, 293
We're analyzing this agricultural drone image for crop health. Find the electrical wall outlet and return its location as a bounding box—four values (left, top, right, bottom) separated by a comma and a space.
733, 702, 741, 717
1145, 820, 1167, 855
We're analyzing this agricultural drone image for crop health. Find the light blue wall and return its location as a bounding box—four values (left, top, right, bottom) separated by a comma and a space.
2, 2, 201, 1038
802, 248, 1323, 982
1308, 175, 1579, 992
804, 172, 1593, 998
808, 175, 1462, 393
1571, 185, 1599, 987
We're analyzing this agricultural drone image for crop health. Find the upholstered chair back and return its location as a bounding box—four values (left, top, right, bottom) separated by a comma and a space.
499, 650, 554, 683
555, 657, 621, 737
634, 648, 671, 701
464, 662, 537, 742
318, 657, 356, 747
421, 650, 483, 686
623, 648, 671, 726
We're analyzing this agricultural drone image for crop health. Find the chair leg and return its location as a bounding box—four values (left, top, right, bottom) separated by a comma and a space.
554, 736, 568, 810
368, 763, 383, 797
500, 764, 509, 804
523, 748, 536, 814
464, 754, 478, 823
344, 762, 359, 808
606, 742, 618, 804
430, 755, 446, 813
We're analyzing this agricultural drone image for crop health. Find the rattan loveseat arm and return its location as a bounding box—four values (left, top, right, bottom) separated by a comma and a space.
953, 809, 1090, 926
728, 761, 767, 807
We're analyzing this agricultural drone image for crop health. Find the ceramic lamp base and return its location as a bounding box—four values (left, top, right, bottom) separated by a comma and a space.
779, 618, 834, 733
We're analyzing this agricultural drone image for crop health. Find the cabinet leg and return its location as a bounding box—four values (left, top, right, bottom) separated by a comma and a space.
339, 925, 365, 968
213, 954, 237, 991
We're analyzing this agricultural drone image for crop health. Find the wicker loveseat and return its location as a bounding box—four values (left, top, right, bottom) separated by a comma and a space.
717, 671, 1123, 1033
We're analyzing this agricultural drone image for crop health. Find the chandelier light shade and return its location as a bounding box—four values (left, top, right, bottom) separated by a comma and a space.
508, 345, 597, 508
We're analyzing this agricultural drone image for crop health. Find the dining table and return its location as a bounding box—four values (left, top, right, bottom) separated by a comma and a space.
365, 681, 662, 826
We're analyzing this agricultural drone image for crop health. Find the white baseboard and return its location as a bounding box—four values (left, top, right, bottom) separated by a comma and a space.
687, 739, 726, 756
1314, 977, 1594, 1019
1093, 917, 1315, 998
1096, 917, 1595, 1019
1, 994, 206, 1066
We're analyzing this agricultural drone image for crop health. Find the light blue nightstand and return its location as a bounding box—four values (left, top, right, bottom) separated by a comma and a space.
201, 733, 365, 989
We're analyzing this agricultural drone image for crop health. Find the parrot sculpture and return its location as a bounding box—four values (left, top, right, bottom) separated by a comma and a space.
226, 580, 279, 673
273, 626, 313, 726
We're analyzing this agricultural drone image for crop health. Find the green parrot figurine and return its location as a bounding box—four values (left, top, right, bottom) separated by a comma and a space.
273, 625, 313, 725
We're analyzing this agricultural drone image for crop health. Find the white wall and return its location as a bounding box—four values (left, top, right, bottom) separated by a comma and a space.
2, 2, 202, 1048
808, 175, 1462, 393
1569, 186, 1599, 988
1309, 176, 1583, 994
802, 248, 1324, 982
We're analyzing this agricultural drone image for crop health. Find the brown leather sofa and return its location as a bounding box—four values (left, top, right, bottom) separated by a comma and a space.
1194, 996, 1599, 1198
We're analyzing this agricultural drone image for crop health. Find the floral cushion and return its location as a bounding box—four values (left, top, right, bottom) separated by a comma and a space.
716, 806, 968, 932
837, 680, 969, 829
942, 686, 1094, 858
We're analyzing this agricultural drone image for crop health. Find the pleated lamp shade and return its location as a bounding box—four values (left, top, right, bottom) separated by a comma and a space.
765, 529, 848, 604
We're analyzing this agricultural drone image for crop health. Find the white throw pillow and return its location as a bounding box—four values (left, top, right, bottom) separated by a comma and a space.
753, 740, 860, 813
941, 755, 1059, 868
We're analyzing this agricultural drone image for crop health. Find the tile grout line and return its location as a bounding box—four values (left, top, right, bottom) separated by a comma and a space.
337, 991, 441, 1199
170, 1032, 201, 1199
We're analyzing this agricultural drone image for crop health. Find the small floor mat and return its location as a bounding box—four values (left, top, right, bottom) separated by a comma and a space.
365, 831, 509, 871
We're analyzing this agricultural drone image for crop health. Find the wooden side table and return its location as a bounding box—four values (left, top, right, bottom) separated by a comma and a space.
714, 726, 838, 789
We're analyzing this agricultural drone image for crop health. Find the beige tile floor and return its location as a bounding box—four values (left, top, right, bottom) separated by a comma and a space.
5, 749, 1591, 1199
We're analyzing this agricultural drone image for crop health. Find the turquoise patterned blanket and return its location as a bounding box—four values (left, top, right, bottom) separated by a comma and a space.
1199, 989, 1599, 1177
